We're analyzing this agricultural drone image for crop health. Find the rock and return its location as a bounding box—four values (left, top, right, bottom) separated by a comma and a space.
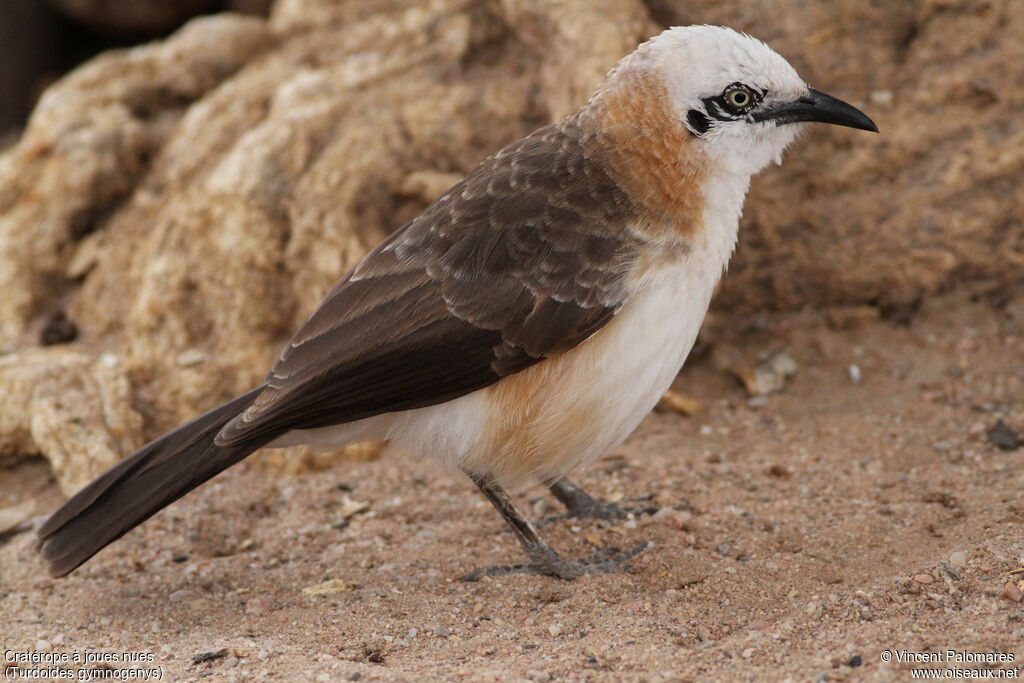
714, 348, 798, 397
0, 500, 36, 536
655, 389, 702, 415
848, 364, 862, 384
0, 348, 143, 494
1001, 581, 1023, 603
987, 420, 1021, 451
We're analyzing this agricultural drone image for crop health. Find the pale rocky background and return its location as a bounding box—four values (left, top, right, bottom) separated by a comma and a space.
1, 1, 1023, 681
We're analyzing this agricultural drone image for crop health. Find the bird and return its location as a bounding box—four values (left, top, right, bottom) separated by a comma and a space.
36, 25, 877, 580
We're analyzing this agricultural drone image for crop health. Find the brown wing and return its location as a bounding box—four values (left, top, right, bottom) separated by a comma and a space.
215, 117, 642, 446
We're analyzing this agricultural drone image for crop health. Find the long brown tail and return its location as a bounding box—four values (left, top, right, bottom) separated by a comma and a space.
37, 386, 277, 577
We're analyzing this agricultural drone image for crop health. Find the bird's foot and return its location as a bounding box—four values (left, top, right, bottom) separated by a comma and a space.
545, 478, 658, 523
461, 543, 647, 582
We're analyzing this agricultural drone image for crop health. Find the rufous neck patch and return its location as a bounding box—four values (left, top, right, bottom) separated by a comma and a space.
579, 69, 709, 243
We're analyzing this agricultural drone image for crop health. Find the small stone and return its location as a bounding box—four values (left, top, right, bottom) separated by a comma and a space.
949, 550, 968, 568
36, 639, 51, 651
526, 670, 551, 682
987, 420, 1021, 451
850, 654, 862, 667
1002, 581, 1023, 603
192, 649, 229, 665
169, 590, 187, 602
848, 364, 862, 384
741, 647, 755, 658
302, 579, 352, 596
257, 650, 268, 660
224, 657, 239, 668
432, 625, 450, 637
939, 561, 963, 581
656, 389, 702, 415
913, 574, 934, 585
348, 673, 362, 682
175, 348, 208, 367
870, 90, 894, 106
548, 624, 562, 637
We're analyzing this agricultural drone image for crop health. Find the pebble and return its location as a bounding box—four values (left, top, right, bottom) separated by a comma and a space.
224, 657, 239, 668
548, 624, 562, 637
939, 561, 963, 581
257, 650, 268, 660
913, 574, 934, 585
1002, 582, 1023, 603
848, 364, 862, 383
432, 625, 450, 637
169, 590, 187, 603
36, 639, 51, 651
526, 670, 551, 682
175, 348, 208, 367
948, 551, 968, 568
987, 420, 1021, 451
870, 90, 894, 106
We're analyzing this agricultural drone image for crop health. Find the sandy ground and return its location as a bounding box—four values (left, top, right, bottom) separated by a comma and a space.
2, 286, 1024, 682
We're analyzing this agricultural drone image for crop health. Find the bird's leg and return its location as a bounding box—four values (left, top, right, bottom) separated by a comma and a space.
546, 478, 658, 521
461, 472, 645, 582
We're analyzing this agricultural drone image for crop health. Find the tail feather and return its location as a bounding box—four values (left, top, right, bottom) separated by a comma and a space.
37, 386, 276, 577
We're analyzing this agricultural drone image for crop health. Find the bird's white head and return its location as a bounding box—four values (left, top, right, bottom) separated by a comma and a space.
619, 25, 877, 178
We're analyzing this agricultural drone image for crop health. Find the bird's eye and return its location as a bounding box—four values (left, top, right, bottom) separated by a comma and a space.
722, 85, 757, 114
729, 90, 750, 108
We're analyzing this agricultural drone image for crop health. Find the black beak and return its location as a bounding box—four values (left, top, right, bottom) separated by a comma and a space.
756, 88, 878, 132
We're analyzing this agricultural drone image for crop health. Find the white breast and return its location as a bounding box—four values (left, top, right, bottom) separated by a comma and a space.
391, 218, 740, 483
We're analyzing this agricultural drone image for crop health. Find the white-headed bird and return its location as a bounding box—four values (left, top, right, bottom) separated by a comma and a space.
38, 25, 877, 580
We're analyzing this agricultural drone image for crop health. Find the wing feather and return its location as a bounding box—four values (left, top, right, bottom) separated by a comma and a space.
216, 117, 643, 446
